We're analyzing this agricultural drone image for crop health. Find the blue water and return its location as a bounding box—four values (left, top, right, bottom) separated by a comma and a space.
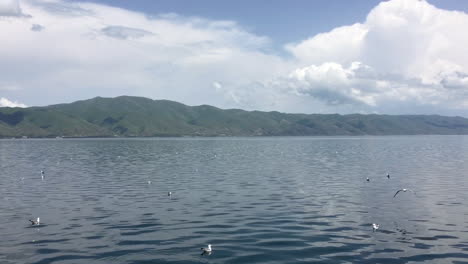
1, 136, 468, 263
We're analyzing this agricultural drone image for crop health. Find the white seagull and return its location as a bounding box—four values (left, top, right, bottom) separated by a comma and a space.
393, 188, 415, 198
372, 223, 379, 232
168, 191, 172, 196
201, 244, 212, 255
29, 217, 40, 226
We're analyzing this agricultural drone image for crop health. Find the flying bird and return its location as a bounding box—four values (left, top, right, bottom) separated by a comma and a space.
393, 188, 415, 198
29, 217, 40, 226
372, 223, 379, 232
201, 244, 212, 255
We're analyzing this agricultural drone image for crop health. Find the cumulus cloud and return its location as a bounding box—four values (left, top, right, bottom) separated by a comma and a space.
282, 0, 468, 114
0, 97, 27, 108
286, 62, 381, 106
286, 23, 368, 67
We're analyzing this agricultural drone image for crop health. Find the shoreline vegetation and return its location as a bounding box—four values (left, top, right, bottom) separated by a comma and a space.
2, 96, 468, 138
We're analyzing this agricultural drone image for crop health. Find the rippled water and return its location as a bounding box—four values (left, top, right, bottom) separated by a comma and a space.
1, 136, 468, 263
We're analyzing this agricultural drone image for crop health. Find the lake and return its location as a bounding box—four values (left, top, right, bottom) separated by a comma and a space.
1, 136, 468, 264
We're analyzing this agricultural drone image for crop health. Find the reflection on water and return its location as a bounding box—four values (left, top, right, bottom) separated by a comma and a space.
1, 136, 468, 263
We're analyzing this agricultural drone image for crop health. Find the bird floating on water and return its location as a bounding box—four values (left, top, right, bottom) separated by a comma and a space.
372, 223, 379, 232
201, 244, 212, 255
168, 191, 172, 196
387, 173, 390, 179
40, 170, 44, 180
147, 181, 151, 185
29, 217, 40, 226
393, 188, 414, 198
366, 177, 370, 182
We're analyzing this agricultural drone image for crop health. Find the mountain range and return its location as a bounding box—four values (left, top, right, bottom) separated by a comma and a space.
1, 96, 468, 138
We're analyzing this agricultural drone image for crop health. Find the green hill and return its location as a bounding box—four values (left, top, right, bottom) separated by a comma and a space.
1, 96, 468, 138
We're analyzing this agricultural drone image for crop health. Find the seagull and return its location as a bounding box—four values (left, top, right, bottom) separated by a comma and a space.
372, 223, 379, 232
40, 170, 44, 180
29, 217, 40, 226
168, 191, 172, 196
201, 244, 212, 255
387, 173, 390, 179
366, 177, 370, 182
393, 188, 415, 198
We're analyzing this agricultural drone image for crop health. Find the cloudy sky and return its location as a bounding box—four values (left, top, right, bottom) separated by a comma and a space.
2, 0, 468, 116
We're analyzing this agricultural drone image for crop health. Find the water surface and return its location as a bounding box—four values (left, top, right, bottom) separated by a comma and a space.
1, 136, 468, 263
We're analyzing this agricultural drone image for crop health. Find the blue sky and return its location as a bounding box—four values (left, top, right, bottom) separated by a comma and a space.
2, 0, 468, 116
71, 0, 383, 49
74, 0, 468, 50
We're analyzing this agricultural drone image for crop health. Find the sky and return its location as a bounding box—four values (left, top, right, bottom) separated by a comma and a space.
2, 0, 468, 116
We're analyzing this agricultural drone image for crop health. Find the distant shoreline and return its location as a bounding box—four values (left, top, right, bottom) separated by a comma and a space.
2, 96, 468, 138
2, 134, 468, 140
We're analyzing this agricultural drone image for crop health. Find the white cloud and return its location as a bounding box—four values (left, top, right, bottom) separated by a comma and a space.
286, 62, 380, 106
0, 0, 23, 16
0, 0, 286, 109
0, 97, 27, 107
2, 0, 468, 116
286, 23, 368, 67
282, 0, 468, 115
